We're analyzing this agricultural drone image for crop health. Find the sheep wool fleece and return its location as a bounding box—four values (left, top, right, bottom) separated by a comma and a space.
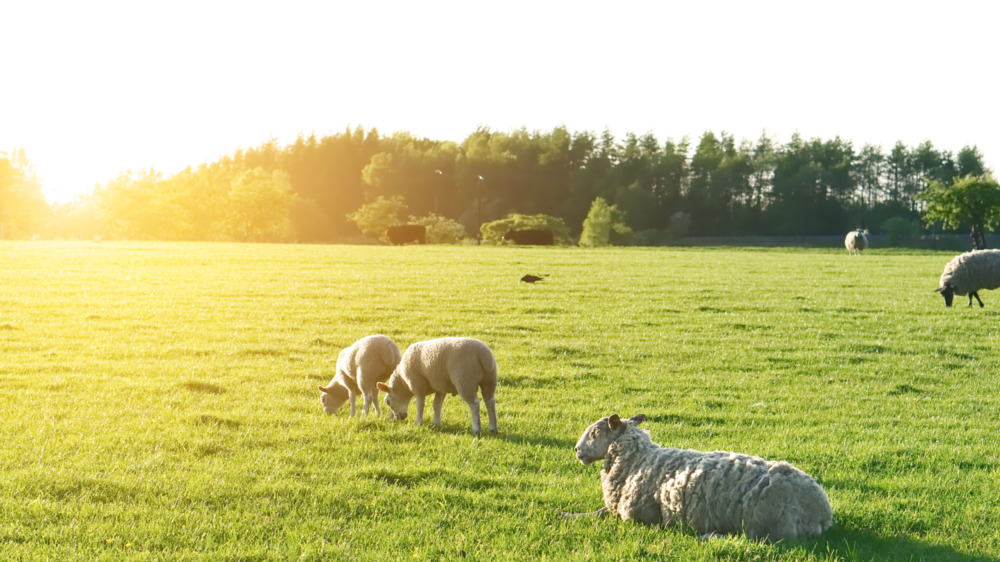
940, 249, 1000, 295
602, 426, 832, 540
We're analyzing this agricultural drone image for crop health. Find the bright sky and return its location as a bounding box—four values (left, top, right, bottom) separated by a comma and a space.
3, 0, 998, 203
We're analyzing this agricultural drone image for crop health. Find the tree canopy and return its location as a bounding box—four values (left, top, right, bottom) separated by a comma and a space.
5, 127, 993, 243
918, 175, 1000, 249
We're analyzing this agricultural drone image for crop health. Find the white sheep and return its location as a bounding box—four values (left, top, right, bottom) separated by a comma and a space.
845, 228, 869, 255
318, 334, 401, 416
573, 414, 833, 540
377, 337, 498, 434
936, 249, 1000, 307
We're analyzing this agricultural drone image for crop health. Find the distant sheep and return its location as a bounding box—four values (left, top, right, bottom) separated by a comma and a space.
573, 414, 832, 540
377, 337, 498, 434
319, 335, 402, 416
386, 224, 426, 245
845, 229, 869, 255
503, 228, 554, 245
936, 249, 1000, 307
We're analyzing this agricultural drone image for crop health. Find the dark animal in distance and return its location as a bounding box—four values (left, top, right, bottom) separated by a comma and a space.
503, 228, 554, 245
386, 224, 426, 245
521, 274, 546, 284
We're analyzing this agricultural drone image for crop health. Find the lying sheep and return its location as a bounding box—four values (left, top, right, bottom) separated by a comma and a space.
845, 228, 869, 255
573, 414, 832, 540
319, 334, 401, 416
377, 337, 498, 434
936, 249, 1000, 307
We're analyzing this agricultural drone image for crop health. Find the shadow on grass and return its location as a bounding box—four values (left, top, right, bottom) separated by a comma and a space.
180, 380, 225, 394
645, 413, 726, 427
361, 467, 502, 492
785, 525, 991, 561
499, 431, 577, 450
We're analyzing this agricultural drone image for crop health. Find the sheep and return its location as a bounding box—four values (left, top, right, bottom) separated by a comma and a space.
318, 334, 402, 416
936, 249, 1000, 307
377, 337, 498, 434
845, 228, 869, 255
573, 414, 833, 540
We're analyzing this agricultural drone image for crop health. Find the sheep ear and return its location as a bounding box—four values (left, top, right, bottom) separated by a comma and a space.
318, 385, 330, 393
608, 414, 622, 429
377, 382, 390, 392
630, 414, 647, 425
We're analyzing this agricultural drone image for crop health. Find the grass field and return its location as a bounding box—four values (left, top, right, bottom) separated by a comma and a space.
1, 241, 999, 561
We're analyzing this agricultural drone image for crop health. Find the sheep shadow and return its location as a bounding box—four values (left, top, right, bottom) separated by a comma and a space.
783, 526, 990, 562
393, 424, 575, 447
498, 432, 577, 450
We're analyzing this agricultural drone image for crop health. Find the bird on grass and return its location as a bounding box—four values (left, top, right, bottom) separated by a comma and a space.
520, 274, 547, 284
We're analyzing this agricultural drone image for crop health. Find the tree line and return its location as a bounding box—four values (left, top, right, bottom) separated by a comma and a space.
2, 127, 992, 243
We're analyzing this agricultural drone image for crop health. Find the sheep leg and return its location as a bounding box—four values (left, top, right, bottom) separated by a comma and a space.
360, 391, 377, 416
414, 394, 426, 425
484, 395, 497, 433
348, 390, 357, 417
468, 396, 482, 434
971, 292, 985, 307
432, 393, 446, 426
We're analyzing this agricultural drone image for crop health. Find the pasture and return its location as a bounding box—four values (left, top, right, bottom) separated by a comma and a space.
1, 242, 998, 561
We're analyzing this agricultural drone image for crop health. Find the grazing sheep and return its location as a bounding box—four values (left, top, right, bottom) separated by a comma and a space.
573, 414, 832, 540
845, 229, 869, 255
377, 337, 498, 434
319, 335, 402, 416
936, 249, 1000, 307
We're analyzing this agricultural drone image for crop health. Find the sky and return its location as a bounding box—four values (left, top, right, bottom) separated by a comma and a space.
3, 0, 998, 203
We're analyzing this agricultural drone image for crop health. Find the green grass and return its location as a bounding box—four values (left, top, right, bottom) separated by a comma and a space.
1, 241, 999, 561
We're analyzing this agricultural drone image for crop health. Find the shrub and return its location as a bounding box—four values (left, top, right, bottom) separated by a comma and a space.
580, 197, 630, 247
882, 216, 921, 247
479, 213, 571, 245
410, 213, 467, 244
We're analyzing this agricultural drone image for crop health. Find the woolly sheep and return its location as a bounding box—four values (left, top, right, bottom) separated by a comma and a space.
377, 337, 498, 434
845, 229, 869, 255
573, 414, 832, 540
318, 334, 402, 416
936, 249, 1000, 307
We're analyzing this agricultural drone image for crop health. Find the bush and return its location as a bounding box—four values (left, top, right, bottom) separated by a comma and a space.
667, 212, 692, 240
579, 197, 630, 247
346, 195, 407, 243
479, 213, 571, 245
882, 216, 921, 247
410, 213, 467, 244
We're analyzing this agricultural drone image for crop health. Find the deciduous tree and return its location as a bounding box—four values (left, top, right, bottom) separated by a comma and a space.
918, 175, 1000, 249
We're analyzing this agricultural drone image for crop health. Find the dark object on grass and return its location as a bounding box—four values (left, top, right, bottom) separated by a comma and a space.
503, 228, 554, 245
521, 274, 546, 284
386, 224, 426, 245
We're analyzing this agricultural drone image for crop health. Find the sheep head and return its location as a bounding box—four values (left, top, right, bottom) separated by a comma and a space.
318, 382, 350, 415
575, 414, 646, 465
937, 284, 955, 307
377, 374, 413, 421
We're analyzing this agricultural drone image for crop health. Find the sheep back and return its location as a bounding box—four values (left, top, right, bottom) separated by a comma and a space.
337, 335, 401, 381
394, 337, 497, 401
940, 250, 1000, 295
602, 426, 832, 540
